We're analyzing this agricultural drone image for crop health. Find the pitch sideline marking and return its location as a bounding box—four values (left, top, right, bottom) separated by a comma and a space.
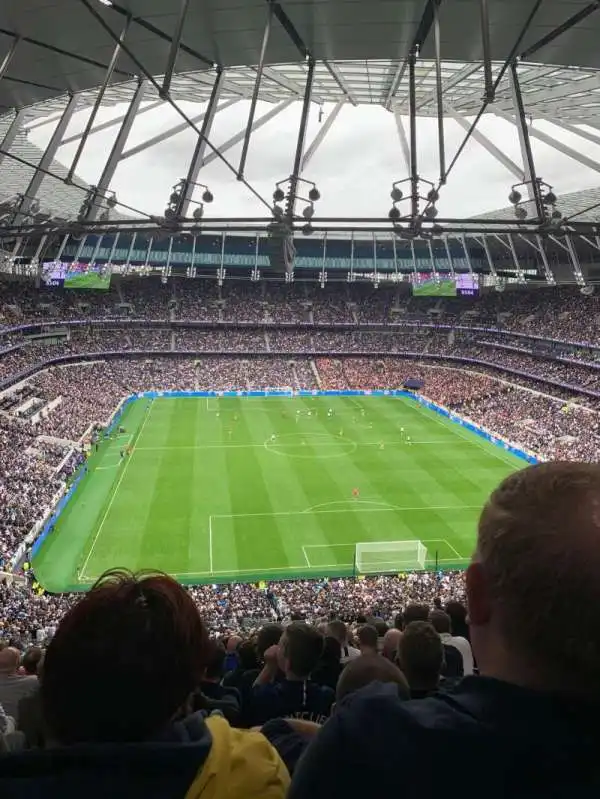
208, 515, 214, 575
78, 402, 154, 579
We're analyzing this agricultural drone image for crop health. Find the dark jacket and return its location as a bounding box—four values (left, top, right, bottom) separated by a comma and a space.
289, 677, 600, 799
0, 712, 289, 799
252, 679, 334, 725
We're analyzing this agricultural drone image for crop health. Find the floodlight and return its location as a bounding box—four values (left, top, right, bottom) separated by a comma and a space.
508, 190, 522, 205
426, 189, 439, 203
390, 188, 403, 202
308, 187, 321, 202
515, 206, 528, 219
302, 206, 314, 220
193, 206, 204, 220
169, 192, 180, 205
202, 190, 214, 203
423, 205, 438, 219
388, 207, 401, 221
164, 207, 177, 221
301, 223, 313, 235
545, 191, 557, 205
273, 188, 285, 202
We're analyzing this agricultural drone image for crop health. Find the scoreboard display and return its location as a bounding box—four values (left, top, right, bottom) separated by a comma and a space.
41, 261, 112, 290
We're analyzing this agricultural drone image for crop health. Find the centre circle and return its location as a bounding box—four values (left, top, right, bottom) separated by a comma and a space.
265, 432, 357, 459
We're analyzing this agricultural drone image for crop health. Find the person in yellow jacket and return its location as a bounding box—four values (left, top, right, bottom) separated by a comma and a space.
0, 570, 289, 799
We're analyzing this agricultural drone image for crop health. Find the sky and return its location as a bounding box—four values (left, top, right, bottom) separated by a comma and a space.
26, 97, 600, 221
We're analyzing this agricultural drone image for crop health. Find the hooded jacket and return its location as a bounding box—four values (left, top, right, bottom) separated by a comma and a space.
0, 711, 289, 799
290, 677, 600, 799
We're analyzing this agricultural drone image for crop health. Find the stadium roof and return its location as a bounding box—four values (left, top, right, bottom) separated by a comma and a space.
475, 185, 600, 224
1, 0, 600, 241
1, 0, 600, 114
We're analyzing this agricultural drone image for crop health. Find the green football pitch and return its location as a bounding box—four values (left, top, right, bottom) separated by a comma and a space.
32, 395, 524, 592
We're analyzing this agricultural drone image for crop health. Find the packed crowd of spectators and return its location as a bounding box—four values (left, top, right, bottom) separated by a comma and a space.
3, 280, 600, 343
1, 461, 600, 796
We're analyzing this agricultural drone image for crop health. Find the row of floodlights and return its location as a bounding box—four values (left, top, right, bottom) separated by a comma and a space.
272, 178, 321, 234
165, 180, 214, 222
508, 182, 562, 221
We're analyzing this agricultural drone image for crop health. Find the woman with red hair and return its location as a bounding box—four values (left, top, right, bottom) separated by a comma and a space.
0, 569, 289, 798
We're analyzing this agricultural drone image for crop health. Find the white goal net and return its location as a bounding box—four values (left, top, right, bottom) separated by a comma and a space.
355, 540, 428, 574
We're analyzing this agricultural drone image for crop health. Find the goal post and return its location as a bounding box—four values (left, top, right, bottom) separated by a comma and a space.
354, 540, 428, 574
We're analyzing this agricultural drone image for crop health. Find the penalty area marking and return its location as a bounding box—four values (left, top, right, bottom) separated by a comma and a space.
302, 537, 465, 567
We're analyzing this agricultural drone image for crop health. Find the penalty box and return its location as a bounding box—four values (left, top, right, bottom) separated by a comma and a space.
209, 506, 469, 573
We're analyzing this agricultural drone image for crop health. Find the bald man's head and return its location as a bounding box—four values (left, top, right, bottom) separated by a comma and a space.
382, 628, 402, 661
336, 654, 410, 701
0, 647, 20, 675
468, 461, 600, 697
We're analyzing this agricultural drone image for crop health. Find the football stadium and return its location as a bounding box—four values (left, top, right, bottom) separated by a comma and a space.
2, 0, 600, 783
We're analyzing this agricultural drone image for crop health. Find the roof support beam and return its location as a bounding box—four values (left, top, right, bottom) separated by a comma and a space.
393, 110, 411, 174
285, 57, 315, 221
268, 0, 309, 59
98, 1, 213, 68
301, 98, 345, 173
121, 99, 239, 161
495, 106, 600, 174
384, 61, 407, 110
61, 100, 162, 146
26, 112, 64, 132
120, 98, 238, 160
0, 109, 26, 170
86, 79, 148, 221
79, 0, 271, 212
161, 0, 191, 98
493, 73, 600, 112
479, 0, 494, 101
509, 62, 545, 218
520, 0, 600, 61
408, 49, 419, 219
238, 4, 272, 180
199, 100, 294, 168
262, 66, 324, 104
67, 15, 132, 183
323, 60, 357, 106
445, 104, 523, 178
415, 62, 481, 112
0, 25, 135, 80
0, 35, 20, 85
432, 1, 446, 182
535, 117, 600, 148
516, 233, 556, 284
13, 94, 79, 224
176, 69, 225, 218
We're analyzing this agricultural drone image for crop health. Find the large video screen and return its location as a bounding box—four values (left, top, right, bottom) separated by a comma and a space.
40, 261, 112, 290
456, 273, 480, 297
41, 261, 67, 287
64, 262, 111, 290
411, 277, 457, 297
